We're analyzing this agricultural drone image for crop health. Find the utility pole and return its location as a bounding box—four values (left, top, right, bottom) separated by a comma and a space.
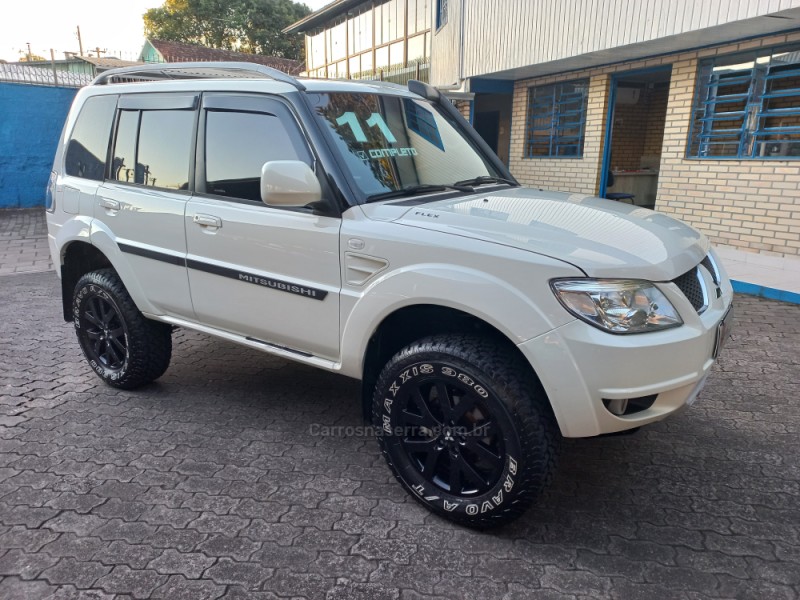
50, 49, 58, 85
76, 26, 84, 56
91, 47, 106, 58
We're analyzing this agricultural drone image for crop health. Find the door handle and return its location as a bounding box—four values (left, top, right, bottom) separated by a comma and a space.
99, 198, 120, 211
193, 214, 222, 228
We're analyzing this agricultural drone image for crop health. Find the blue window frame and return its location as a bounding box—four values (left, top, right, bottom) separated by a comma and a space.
688, 44, 800, 159
436, 0, 448, 29
525, 80, 589, 158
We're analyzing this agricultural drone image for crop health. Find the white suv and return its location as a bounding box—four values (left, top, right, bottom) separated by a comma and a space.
46, 62, 733, 527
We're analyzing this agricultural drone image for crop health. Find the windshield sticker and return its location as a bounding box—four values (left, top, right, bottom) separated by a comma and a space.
336, 111, 397, 144
356, 147, 418, 159
404, 99, 444, 151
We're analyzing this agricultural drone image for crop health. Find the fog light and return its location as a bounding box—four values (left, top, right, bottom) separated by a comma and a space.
605, 398, 628, 416
602, 394, 658, 416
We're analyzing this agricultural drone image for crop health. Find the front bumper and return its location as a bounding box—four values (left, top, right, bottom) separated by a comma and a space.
518, 277, 734, 438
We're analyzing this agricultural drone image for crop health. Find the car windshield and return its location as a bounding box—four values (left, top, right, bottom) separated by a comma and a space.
309, 92, 502, 201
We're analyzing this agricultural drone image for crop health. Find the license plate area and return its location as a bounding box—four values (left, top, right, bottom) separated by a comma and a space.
713, 304, 734, 359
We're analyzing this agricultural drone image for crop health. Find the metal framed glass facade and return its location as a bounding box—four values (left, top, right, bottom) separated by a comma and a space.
524, 79, 589, 158
304, 0, 431, 80
688, 44, 800, 159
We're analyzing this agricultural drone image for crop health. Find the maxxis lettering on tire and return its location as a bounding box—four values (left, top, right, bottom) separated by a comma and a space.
73, 269, 172, 390
372, 334, 557, 528
381, 362, 517, 516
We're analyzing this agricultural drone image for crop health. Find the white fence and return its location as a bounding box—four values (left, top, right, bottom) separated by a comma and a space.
0, 64, 93, 88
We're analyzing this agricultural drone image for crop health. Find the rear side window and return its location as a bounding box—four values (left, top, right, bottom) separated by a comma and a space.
204, 110, 311, 202
65, 95, 117, 180
110, 108, 194, 191
138, 111, 194, 190
112, 111, 138, 184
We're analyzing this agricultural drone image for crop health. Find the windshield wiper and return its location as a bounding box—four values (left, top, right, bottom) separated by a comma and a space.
365, 183, 474, 203
453, 175, 518, 187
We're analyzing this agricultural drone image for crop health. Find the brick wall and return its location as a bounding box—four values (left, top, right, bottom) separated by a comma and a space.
657, 54, 800, 256
642, 85, 668, 164
509, 75, 609, 194
609, 84, 669, 170
454, 100, 471, 121
0, 83, 76, 208
610, 90, 649, 170
506, 32, 800, 258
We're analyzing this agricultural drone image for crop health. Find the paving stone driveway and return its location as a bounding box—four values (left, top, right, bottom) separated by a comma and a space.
0, 209, 52, 276
0, 210, 799, 599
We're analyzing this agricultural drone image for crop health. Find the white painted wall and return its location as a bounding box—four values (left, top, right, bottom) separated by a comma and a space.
432, 0, 800, 85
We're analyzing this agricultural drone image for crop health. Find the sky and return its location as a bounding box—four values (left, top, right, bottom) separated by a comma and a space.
0, 0, 330, 63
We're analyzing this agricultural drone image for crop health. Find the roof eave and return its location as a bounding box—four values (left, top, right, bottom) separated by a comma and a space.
283, 0, 364, 34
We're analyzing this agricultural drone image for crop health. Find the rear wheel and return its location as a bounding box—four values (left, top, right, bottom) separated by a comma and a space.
372, 334, 558, 528
73, 269, 172, 389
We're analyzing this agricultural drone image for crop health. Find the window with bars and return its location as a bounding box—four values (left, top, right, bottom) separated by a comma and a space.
688, 45, 800, 159
524, 80, 589, 158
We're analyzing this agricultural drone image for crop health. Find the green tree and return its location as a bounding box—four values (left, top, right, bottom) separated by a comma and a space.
19, 52, 47, 62
143, 0, 310, 61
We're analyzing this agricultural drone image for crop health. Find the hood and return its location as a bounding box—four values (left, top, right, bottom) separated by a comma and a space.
381, 187, 710, 280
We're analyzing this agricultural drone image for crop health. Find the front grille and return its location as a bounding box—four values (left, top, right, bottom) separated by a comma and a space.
672, 265, 707, 313
700, 255, 719, 285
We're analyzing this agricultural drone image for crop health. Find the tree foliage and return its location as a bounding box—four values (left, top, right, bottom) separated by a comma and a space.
143, 0, 311, 61
20, 52, 47, 62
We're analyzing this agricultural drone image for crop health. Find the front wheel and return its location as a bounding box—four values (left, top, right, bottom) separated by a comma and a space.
73, 268, 172, 390
372, 334, 558, 528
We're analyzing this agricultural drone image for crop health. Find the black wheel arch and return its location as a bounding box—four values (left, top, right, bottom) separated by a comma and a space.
60, 242, 113, 322
361, 304, 552, 423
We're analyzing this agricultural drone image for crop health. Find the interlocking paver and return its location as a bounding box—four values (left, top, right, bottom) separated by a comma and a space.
40, 534, 108, 561
0, 548, 60, 579
96, 540, 162, 570
0, 209, 52, 275
40, 557, 112, 588
93, 565, 168, 598
196, 533, 262, 561
146, 548, 216, 578
204, 558, 273, 588
0, 209, 799, 598
0, 577, 60, 600
151, 574, 226, 600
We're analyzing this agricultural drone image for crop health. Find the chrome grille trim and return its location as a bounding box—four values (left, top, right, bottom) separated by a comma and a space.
672, 263, 709, 314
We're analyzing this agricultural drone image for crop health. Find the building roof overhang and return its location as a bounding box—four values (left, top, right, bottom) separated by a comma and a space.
471, 8, 800, 82
283, 0, 366, 34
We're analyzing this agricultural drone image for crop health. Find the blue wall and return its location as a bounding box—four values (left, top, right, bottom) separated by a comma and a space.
0, 83, 77, 208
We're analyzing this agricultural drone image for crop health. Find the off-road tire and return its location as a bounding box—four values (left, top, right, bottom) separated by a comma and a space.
73, 268, 172, 389
372, 334, 558, 528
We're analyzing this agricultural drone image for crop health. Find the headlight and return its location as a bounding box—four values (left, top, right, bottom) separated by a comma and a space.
551, 279, 683, 334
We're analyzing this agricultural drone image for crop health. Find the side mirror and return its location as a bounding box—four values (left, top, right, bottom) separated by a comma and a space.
260, 160, 322, 207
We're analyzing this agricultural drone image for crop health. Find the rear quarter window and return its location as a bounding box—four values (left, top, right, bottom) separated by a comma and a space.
65, 95, 117, 181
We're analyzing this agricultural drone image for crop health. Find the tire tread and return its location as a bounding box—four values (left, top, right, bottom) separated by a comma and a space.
74, 268, 172, 390
372, 334, 559, 528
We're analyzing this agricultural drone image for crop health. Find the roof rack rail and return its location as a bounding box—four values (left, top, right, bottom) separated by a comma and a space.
91, 61, 306, 91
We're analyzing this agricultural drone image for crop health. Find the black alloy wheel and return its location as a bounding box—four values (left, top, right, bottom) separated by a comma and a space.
373, 334, 559, 528
73, 269, 172, 389
396, 375, 506, 497
78, 294, 128, 371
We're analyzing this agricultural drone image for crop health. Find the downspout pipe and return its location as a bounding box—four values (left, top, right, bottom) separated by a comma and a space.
459, 0, 466, 84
